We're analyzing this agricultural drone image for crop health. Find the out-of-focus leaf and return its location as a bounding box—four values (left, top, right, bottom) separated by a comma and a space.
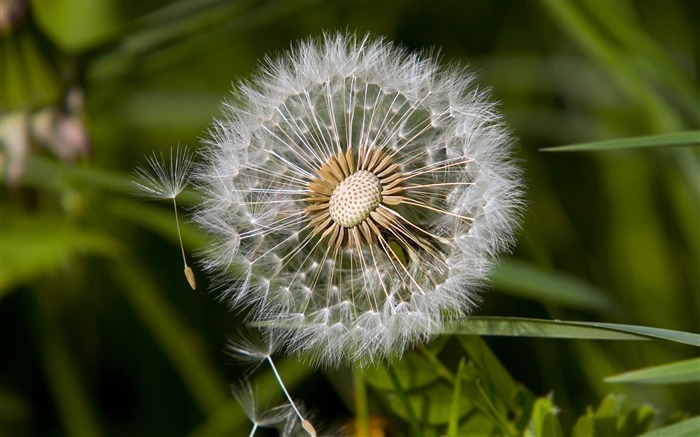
445, 317, 700, 346
30, 0, 124, 51
112, 260, 229, 413
19, 155, 201, 205
605, 358, 700, 385
581, 393, 655, 437
457, 336, 519, 405
541, 131, 699, 152
106, 198, 210, 249
493, 260, 617, 312
31, 292, 103, 437
592, 394, 624, 436
524, 395, 563, 437
387, 380, 474, 426
1, 32, 62, 110
446, 358, 466, 436
364, 350, 439, 390
571, 408, 594, 437
0, 215, 123, 295
638, 416, 700, 437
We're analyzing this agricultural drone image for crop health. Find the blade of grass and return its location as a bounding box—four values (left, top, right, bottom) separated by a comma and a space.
354, 368, 370, 437
541, 131, 700, 152
385, 364, 423, 437
537, 0, 682, 131
446, 358, 466, 436
638, 415, 700, 437
605, 357, 700, 385
579, 0, 699, 119
445, 317, 700, 346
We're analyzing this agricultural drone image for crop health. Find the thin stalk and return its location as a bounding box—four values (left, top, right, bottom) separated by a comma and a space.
354, 369, 370, 437
173, 197, 196, 289
248, 423, 258, 437
266, 356, 316, 436
385, 364, 422, 437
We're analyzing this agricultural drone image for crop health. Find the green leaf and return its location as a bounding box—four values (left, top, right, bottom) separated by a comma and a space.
524, 395, 564, 437
446, 358, 466, 436
0, 214, 123, 295
638, 416, 700, 437
605, 358, 700, 385
493, 260, 618, 312
457, 336, 519, 405
364, 346, 443, 391
30, 0, 124, 51
445, 317, 700, 346
571, 408, 594, 437
540, 131, 700, 152
592, 394, 624, 436
386, 380, 474, 426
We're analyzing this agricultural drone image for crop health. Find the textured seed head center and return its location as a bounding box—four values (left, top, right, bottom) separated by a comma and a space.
329, 170, 382, 227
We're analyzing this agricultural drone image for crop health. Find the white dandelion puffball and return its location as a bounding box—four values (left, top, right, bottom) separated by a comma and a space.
195, 33, 523, 367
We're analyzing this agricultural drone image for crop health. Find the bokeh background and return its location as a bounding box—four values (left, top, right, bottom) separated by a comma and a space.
1, 0, 698, 435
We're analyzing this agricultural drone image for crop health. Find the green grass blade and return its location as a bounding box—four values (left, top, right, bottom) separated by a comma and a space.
0, 215, 123, 295
445, 317, 700, 346
541, 131, 700, 152
537, 0, 682, 131
446, 358, 466, 436
605, 357, 700, 385
638, 416, 700, 437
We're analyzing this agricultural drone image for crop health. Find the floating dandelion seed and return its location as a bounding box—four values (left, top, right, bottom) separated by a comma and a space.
225, 334, 317, 436
195, 33, 523, 367
133, 146, 197, 290
231, 381, 295, 437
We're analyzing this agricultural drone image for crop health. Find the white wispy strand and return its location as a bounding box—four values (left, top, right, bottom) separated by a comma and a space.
231, 381, 294, 437
133, 145, 198, 289
194, 32, 523, 368
132, 145, 193, 199
225, 334, 317, 436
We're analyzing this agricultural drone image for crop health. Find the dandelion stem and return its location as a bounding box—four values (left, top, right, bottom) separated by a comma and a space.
353, 368, 370, 437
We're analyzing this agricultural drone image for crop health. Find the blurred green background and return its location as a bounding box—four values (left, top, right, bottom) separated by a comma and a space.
1, 0, 698, 436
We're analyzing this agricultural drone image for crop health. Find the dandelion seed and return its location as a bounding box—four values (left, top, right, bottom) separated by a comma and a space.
231, 381, 294, 437
195, 33, 523, 367
225, 334, 316, 436
133, 146, 197, 289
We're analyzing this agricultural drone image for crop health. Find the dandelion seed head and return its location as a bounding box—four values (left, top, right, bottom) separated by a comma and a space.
195, 32, 524, 367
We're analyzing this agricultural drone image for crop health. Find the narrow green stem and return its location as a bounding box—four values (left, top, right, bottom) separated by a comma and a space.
385, 364, 422, 437
419, 345, 455, 383
353, 368, 370, 437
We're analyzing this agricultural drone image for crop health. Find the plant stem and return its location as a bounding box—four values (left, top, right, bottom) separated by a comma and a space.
385, 364, 422, 437
354, 368, 370, 437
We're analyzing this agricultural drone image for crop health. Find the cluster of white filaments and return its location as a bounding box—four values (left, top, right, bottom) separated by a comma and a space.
195, 33, 522, 367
